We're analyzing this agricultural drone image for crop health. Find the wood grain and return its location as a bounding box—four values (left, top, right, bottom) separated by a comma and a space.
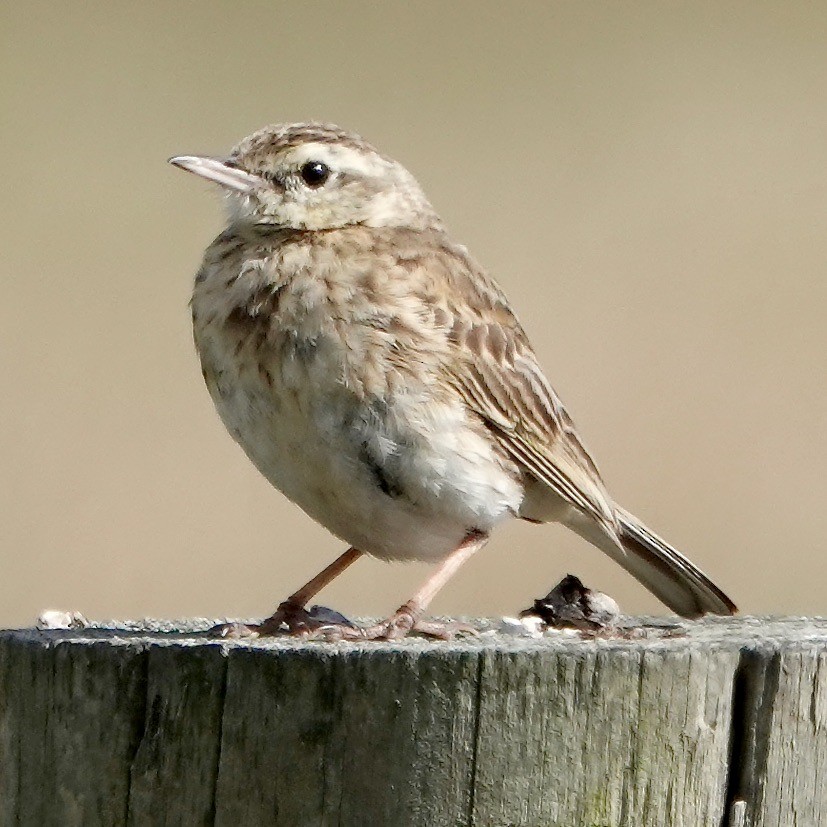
1, 617, 825, 826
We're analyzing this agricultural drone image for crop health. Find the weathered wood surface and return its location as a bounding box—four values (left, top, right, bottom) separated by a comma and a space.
0, 616, 825, 826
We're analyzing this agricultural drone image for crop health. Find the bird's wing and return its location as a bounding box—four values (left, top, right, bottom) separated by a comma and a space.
434, 243, 619, 535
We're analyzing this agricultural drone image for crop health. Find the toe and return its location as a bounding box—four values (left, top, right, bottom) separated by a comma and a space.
411, 620, 478, 640
208, 621, 259, 639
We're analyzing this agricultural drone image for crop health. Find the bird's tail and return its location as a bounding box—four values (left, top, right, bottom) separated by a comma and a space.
567, 505, 737, 618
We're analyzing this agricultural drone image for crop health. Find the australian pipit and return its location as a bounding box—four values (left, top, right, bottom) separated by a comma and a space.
170, 122, 735, 640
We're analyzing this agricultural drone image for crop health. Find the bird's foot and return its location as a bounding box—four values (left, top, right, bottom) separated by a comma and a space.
208, 602, 476, 642
208, 602, 355, 639
309, 604, 478, 642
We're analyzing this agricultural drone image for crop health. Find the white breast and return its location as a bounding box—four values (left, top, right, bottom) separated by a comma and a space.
195, 324, 522, 562
191, 231, 524, 561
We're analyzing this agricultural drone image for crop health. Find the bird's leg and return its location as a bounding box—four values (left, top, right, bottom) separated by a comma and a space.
210, 547, 364, 638
314, 531, 489, 641
258, 546, 364, 634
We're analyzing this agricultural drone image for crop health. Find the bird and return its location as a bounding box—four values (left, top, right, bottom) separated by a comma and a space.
170, 122, 736, 640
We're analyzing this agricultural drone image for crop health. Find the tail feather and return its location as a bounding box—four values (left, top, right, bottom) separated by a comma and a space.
567, 505, 737, 618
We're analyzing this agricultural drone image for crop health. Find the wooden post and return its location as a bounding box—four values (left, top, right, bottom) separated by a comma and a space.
1, 617, 825, 826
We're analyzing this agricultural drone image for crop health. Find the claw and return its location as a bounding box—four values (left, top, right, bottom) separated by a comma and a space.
208, 621, 260, 639
308, 615, 478, 642
207, 602, 355, 638
410, 619, 478, 640
208, 605, 477, 643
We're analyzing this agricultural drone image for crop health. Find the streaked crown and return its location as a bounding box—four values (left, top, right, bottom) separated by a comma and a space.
171, 122, 442, 232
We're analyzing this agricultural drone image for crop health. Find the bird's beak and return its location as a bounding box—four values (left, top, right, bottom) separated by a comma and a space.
168, 155, 264, 194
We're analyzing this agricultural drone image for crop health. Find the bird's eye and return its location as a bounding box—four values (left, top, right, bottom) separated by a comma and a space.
299, 161, 331, 188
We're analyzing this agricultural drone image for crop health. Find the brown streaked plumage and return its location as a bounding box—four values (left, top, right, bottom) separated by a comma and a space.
170, 121, 736, 640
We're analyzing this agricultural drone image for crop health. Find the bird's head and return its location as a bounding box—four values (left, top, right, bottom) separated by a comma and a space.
170, 122, 440, 232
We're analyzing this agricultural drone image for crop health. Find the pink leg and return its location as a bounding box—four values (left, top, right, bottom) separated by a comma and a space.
281, 547, 364, 608
211, 547, 364, 638
318, 531, 490, 641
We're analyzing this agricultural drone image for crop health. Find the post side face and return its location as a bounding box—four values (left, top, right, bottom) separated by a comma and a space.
471, 646, 739, 827
126, 645, 228, 826
0, 636, 149, 827
213, 646, 481, 827
1, 617, 826, 827
740, 645, 827, 827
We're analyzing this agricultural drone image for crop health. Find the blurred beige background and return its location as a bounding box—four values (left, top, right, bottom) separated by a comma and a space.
1, 2, 825, 627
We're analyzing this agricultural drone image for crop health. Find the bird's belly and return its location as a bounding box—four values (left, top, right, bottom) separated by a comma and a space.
201, 338, 523, 562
